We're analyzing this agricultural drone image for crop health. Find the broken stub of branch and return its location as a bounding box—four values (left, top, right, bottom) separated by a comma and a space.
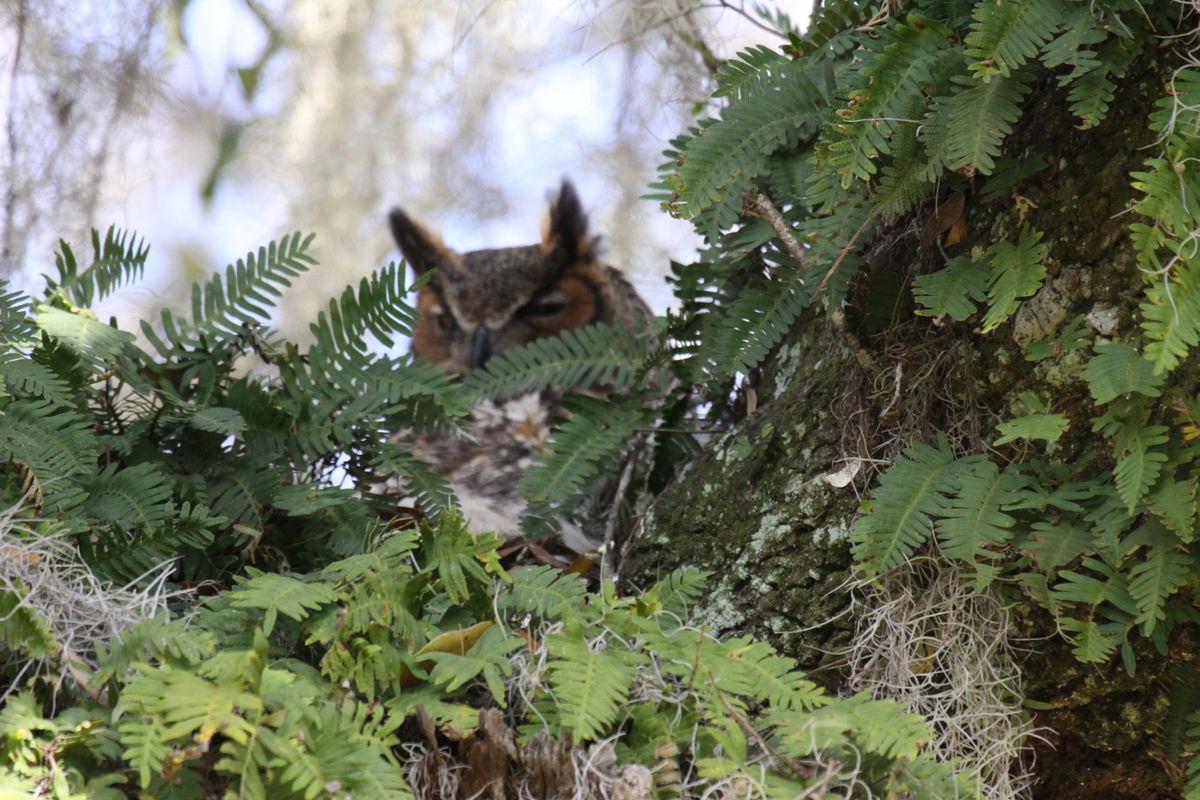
743, 191, 879, 373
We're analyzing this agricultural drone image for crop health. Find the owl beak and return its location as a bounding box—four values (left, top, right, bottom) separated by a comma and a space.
469, 326, 492, 369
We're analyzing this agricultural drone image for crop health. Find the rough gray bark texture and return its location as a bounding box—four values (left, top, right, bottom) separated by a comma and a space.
623, 51, 1187, 799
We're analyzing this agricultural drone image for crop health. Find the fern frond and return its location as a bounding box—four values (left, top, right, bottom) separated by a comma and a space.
1140, 252, 1200, 375
669, 65, 824, 236
35, 305, 135, 364
52, 227, 149, 309
701, 272, 809, 377
1125, 523, 1189, 636
182, 232, 315, 342
707, 638, 824, 711
0, 398, 97, 479
964, 0, 1066, 82
518, 400, 647, 505
1066, 38, 1139, 129
462, 322, 645, 399
83, 462, 174, 529
1085, 342, 1164, 404
935, 459, 1024, 564
0, 281, 35, 347
713, 45, 792, 100
80, 502, 221, 583
1058, 617, 1120, 663
824, 15, 951, 188
981, 226, 1047, 332
504, 565, 588, 618
0, 350, 74, 405
851, 437, 962, 575
1112, 422, 1169, 513
546, 625, 638, 742
929, 72, 1031, 177
787, 0, 872, 57
1148, 477, 1197, 542
912, 254, 988, 320
308, 260, 419, 351
229, 570, 337, 634
1040, 6, 1105, 77
367, 441, 458, 518
1022, 519, 1091, 571
0, 586, 58, 658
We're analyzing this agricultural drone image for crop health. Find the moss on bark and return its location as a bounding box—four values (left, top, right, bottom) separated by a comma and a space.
625, 49, 1192, 798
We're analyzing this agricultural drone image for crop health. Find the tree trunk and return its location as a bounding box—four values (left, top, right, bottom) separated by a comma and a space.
624, 50, 1186, 799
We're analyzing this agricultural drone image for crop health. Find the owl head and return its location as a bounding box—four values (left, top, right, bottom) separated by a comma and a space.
388, 181, 618, 373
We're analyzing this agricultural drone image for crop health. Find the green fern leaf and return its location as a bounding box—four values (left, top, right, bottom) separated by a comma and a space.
935, 459, 1024, 562
368, 441, 458, 518
420, 510, 501, 604
60, 227, 150, 308
656, 566, 712, 620
1066, 38, 1139, 129
787, 0, 871, 57
912, 254, 988, 320
703, 275, 809, 377
965, 0, 1066, 82
504, 565, 588, 618
188, 232, 316, 341
1052, 556, 1136, 612
308, 260, 420, 351
546, 625, 638, 742
708, 638, 825, 711
0, 586, 58, 658
981, 226, 1047, 332
229, 571, 337, 634
1040, 7, 1105, 76
118, 716, 171, 789
1022, 519, 1091, 571
0, 398, 97, 479
824, 16, 951, 187
1127, 527, 1190, 636
519, 401, 647, 504
0, 281, 35, 348
0, 351, 74, 405
1148, 477, 1197, 542
83, 463, 174, 529
713, 45, 791, 100
993, 412, 1068, 445
1085, 342, 1164, 404
189, 406, 247, 436
1059, 617, 1119, 663
1140, 256, 1200, 375
463, 322, 646, 399
851, 437, 962, 575
669, 64, 824, 236
1113, 423, 1168, 514
35, 305, 135, 364
423, 625, 520, 702
81, 502, 221, 583
931, 72, 1030, 177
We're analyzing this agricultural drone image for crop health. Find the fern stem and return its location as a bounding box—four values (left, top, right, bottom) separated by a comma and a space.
744, 192, 879, 371
744, 192, 808, 271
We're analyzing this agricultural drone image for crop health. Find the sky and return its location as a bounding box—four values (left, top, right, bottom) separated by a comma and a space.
57, 1, 809, 327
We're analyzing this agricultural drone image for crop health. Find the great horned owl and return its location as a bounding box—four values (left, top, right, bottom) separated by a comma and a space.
387, 181, 651, 549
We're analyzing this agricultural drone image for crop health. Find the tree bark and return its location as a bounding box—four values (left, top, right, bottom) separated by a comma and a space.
624, 50, 1187, 799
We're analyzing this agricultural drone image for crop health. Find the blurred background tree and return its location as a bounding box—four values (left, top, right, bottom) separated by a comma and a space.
1, 0, 800, 339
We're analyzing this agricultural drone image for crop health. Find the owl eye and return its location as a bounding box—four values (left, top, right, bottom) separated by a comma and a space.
435, 310, 457, 333
521, 299, 568, 317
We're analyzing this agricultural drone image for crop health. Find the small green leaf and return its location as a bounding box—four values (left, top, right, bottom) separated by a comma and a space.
189, 406, 246, 436
912, 255, 988, 320
981, 227, 1047, 332
1085, 342, 1164, 404
994, 412, 1069, 445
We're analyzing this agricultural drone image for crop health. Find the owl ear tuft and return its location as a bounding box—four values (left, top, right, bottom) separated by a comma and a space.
388, 207, 453, 277
542, 180, 595, 265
